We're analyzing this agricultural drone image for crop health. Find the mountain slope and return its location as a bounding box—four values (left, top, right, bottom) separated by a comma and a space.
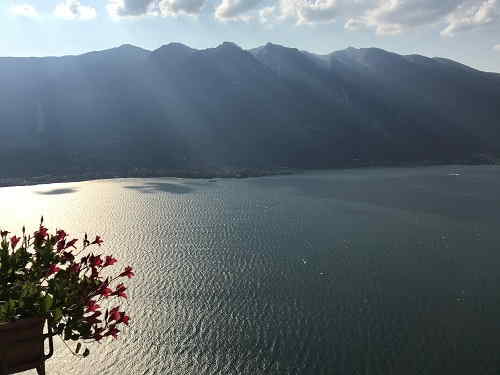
1, 43, 499, 178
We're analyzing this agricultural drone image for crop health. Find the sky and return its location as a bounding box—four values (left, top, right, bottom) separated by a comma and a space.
1, 0, 500, 72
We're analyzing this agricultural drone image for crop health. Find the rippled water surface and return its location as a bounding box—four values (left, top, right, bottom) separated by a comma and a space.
3, 166, 500, 375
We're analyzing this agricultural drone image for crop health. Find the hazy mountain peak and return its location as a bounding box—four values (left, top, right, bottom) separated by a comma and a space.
200, 41, 252, 61
250, 42, 331, 83
151, 42, 196, 66
201, 42, 246, 57
265, 42, 287, 48
81, 44, 150, 60
335, 46, 391, 56
265, 42, 298, 52
330, 46, 404, 68
157, 42, 195, 51
114, 44, 150, 55
118, 43, 142, 50
330, 46, 361, 59
217, 41, 242, 50
153, 42, 196, 56
250, 43, 301, 60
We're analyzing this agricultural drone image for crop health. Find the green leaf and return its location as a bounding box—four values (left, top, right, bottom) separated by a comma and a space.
52, 308, 63, 323
8, 299, 18, 312
41, 294, 53, 314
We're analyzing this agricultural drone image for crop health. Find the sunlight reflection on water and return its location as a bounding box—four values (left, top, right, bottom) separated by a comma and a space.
2, 166, 500, 375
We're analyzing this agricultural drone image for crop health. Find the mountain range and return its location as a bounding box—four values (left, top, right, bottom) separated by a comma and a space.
1, 42, 499, 179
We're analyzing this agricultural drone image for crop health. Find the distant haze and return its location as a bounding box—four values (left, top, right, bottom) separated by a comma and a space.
1, 42, 500, 178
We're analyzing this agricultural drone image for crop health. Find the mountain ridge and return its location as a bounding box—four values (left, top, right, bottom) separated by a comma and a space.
1, 42, 490, 73
1, 42, 499, 179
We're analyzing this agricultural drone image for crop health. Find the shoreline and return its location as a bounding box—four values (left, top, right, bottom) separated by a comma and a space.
0, 161, 497, 188
0, 168, 298, 188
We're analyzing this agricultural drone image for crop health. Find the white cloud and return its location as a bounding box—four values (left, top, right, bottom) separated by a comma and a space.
345, 0, 499, 36
441, 0, 498, 36
107, 0, 207, 18
54, 0, 97, 20
215, 0, 263, 21
215, 0, 343, 24
160, 0, 207, 16
10, 4, 39, 18
278, 0, 340, 25
344, 17, 367, 31
494, 43, 500, 50
107, 0, 157, 18
102, 0, 500, 38
259, 5, 276, 23
346, 0, 463, 35
259, 0, 375, 26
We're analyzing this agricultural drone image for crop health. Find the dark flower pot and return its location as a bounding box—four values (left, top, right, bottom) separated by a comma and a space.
0, 318, 53, 375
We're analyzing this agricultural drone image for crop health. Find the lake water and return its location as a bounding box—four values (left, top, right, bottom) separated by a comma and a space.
3, 165, 500, 375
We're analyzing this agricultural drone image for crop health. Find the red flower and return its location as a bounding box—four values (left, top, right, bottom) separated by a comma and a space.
109, 307, 121, 322
48, 264, 61, 276
104, 255, 117, 267
113, 283, 127, 299
57, 239, 66, 252
91, 236, 104, 246
69, 263, 81, 273
86, 300, 101, 313
10, 236, 21, 249
89, 255, 103, 268
120, 313, 130, 326
1, 225, 133, 347
119, 266, 135, 279
65, 238, 78, 249
35, 226, 48, 239
56, 229, 67, 241
100, 287, 113, 297
109, 306, 119, 314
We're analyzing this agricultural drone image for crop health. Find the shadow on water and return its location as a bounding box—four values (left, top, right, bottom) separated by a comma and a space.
124, 182, 194, 194
36, 188, 78, 195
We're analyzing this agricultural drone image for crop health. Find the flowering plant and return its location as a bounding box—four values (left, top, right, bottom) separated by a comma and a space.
0, 219, 134, 357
